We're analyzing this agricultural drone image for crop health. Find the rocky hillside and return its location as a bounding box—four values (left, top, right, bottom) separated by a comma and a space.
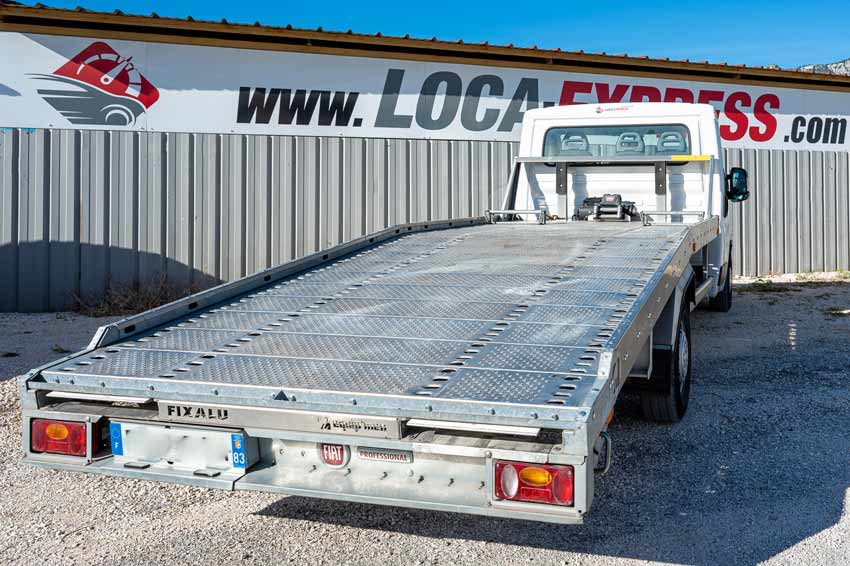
797, 58, 850, 75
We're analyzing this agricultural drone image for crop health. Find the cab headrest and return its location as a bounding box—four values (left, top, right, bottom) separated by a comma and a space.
615, 132, 645, 155
560, 134, 590, 155
656, 131, 687, 154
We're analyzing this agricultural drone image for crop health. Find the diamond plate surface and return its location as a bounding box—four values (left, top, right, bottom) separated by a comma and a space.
587, 242, 676, 257
562, 265, 657, 279
186, 311, 284, 331
121, 329, 245, 352
262, 282, 364, 298
224, 294, 330, 314
218, 295, 321, 313
173, 354, 439, 394
333, 249, 421, 265
519, 305, 616, 325
538, 289, 632, 307
432, 368, 593, 405
550, 277, 645, 293
382, 243, 460, 254
276, 314, 493, 341
236, 333, 467, 365
384, 237, 464, 252
483, 322, 611, 348
45, 349, 198, 379
300, 298, 519, 320
425, 242, 586, 257
577, 256, 664, 267
322, 259, 409, 273
407, 257, 571, 276
461, 343, 599, 374
287, 270, 379, 283
372, 271, 547, 289
302, 284, 534, 304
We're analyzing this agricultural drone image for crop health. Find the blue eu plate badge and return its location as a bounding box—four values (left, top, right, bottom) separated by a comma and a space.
231, 434, 247, 469
109, 422, 123, 456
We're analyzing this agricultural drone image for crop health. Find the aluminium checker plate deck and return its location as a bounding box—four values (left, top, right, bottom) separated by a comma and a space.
34, 218, 718, 430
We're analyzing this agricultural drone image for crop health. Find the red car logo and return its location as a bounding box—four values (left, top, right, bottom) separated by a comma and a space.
319, 443, 349, 468
31, 41, 159, 127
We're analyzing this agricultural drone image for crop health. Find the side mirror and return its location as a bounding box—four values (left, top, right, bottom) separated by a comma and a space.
726, 167, 749, 202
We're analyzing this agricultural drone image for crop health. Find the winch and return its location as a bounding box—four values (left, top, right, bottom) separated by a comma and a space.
573, 194, 640, 221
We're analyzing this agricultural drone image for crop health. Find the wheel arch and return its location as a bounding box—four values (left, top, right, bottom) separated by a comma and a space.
653, 264, 695, 350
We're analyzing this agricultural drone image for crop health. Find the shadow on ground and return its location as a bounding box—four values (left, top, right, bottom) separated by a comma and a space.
257, 280, 850, 565
0, 241, 221, 313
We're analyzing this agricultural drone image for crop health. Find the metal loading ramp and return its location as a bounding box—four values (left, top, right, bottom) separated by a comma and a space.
36, 220, 711, 430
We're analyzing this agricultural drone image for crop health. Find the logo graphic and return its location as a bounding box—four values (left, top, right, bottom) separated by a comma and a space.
165, 404, 229, 421
30, 41, 159, 126
594, 104, 631, 114
357, 447, 413, 464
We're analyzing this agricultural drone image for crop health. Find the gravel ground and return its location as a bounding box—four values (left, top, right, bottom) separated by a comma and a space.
0, 312, 119, 381
1, 281, 848, 566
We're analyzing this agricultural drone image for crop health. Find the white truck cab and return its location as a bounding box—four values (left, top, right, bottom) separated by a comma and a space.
503, 102, 748, 308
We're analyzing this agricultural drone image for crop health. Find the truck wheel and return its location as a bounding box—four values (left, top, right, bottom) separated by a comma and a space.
706, 258, 733, 312
640, 307, 691, 423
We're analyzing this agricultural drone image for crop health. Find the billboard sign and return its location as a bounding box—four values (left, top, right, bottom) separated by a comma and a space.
1, 32, 848, 150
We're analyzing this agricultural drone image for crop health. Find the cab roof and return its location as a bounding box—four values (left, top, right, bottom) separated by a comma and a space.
523, 103, 717, 124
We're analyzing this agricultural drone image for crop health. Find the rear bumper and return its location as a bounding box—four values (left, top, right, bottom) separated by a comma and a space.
22, 413, 591, 525
26, 455, 588, 524
238, 465, 586, 524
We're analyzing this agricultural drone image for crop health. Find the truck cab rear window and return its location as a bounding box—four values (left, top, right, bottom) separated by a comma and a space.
543, 124, 691, 157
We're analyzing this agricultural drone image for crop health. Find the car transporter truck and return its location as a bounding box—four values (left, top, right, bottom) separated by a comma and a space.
19, 102, 749, 524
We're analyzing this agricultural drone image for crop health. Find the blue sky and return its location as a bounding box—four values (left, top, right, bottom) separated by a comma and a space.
20, 0, 848, 68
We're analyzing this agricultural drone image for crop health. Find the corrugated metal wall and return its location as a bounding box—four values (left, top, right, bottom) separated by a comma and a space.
0, 129, 515, 311
1, 128, 848, 312
726, 148, 850, 277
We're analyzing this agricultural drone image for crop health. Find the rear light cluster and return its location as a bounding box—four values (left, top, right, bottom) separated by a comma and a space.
494, 460, 574, 507
31, 419, 87, 456
30, 419, 110, 457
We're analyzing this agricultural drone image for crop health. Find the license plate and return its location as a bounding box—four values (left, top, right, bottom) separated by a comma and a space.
357, 447, 413, 464
109, 420, 255, 473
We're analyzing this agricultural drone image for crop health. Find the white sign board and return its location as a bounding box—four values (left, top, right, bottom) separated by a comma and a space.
1, 32, 849, 150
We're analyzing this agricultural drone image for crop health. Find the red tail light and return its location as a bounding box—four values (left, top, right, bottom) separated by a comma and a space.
30, 419, 88, 456
494, 460, 574, 506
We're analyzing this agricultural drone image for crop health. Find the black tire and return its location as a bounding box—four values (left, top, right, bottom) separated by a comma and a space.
640, 306, 692, 423
706, 258, 733, 312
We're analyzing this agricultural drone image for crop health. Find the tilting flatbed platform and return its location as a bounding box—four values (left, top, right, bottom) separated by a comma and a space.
29, 217, 717, 433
